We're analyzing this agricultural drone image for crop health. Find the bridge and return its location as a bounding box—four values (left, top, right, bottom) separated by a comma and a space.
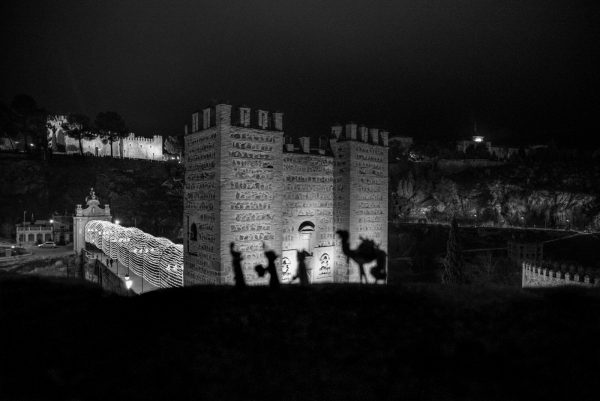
84, 220, 183, 290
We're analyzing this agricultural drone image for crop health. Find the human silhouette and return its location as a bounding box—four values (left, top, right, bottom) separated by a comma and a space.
254, 242, 280, 288
337, 230, 387, 284
292, 249, 311, 286
230, 242, 246, 288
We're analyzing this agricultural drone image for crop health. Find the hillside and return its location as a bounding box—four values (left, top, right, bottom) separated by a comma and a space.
0, 154, 183, 241
392, 156, 600, 229
1, 273, 600, 400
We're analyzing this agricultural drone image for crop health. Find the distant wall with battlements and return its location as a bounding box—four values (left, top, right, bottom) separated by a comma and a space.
522, 260, 600, 288
47, 115, 163, 160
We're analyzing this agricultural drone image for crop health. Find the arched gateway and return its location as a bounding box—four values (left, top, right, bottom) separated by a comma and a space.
73, 188, 112, 254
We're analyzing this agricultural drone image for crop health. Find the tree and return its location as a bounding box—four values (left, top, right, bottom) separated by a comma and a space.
62, 113, 96, 156
94, 111, 128, 158
442, 217, 467, 284
8, 95, 48, 158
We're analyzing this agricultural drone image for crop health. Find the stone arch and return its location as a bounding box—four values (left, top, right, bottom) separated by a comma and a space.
298, 221, 315, 252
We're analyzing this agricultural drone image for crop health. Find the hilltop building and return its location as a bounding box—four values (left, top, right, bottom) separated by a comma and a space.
184, 103, 388, 285
47, 115, 164, 160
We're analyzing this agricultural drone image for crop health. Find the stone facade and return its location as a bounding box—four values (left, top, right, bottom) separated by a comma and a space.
47, 115, 163, 160
184, 104, 388, 286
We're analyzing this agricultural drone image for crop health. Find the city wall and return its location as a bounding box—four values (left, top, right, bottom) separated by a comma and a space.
47, 115, 163, 160
522, 260, 600, 288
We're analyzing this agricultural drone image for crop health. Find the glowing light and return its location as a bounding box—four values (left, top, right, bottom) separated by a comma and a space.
472, 136, 484, 143
84, 220, 183, 288
115, 219, 120, 225
124, 275, 133, 290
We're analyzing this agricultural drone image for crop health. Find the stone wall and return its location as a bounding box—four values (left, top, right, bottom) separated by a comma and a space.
48, 116, 163, 160
522, 260, 600, 288
282, 152, 335, 282
184, 127, 219, 284
184, 104, 284, 285
219, 113, 284, 285
331, 124, 389, 283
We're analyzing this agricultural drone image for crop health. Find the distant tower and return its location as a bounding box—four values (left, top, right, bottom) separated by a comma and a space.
73, 188, 112, 254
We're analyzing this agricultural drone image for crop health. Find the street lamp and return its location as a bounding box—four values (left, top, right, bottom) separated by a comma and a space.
49, 219, 54, 242
115, 219, 120, 225
124, 275, 133, 291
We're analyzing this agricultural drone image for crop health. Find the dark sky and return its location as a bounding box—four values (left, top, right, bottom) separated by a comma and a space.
1, 0, 599, 146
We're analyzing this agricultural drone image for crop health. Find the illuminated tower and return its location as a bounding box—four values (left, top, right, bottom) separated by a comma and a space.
330, 124, 389, 282
184, 104, 284, 285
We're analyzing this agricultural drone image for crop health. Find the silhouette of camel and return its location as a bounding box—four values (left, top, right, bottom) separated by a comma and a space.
292, 249, 311, 286
230, 242, 245, 288
254, 242, 280, 288
336, 230, 388, 284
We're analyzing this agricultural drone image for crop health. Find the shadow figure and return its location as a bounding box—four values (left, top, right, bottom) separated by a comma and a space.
230, 242, 246, 288
254, 242, 280, 288
291, 249, 311, 286
337, 230, 388, 284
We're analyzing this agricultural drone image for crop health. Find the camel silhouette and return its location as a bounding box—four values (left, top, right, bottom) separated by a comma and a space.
291, 249, 311, 286
254, 242, 280, 288
336, 230, 387, 284
230, 242, 246, 288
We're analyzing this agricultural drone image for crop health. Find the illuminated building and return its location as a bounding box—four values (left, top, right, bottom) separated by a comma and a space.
184, 104, 388, 285
47, 115, 164, 160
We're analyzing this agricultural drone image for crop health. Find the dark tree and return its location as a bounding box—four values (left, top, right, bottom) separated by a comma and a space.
442, 218, 466, 284
62, 113, 96, 156
8, 95, 47, 158
94, 111, 128, 158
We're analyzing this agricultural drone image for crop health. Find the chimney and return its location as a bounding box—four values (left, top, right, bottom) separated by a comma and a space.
215, 104, 232, 127
346, 123, 357, 141
359, 125, 368, 142
273, 112, 283, 131
299, 137, 310, 153
379, 130, 389, 146
369, 128, 379, 145
331, 125, 343, 139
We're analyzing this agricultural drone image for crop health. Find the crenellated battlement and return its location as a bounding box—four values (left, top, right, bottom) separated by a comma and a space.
330, 123, 388, 147
282, 135, 331, 156
189, 103, 283, 134
522, 260, 600, 288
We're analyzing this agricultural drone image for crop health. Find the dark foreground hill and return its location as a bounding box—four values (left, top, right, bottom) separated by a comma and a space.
1, 274, 600, 401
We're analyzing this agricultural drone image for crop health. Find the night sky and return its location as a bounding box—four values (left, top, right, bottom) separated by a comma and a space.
1, 0, 599, 146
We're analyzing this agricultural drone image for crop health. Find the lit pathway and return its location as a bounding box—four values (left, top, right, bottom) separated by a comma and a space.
94, 253, 158, 294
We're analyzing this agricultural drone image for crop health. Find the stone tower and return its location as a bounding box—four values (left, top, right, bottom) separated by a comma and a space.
330, 123, 389, 282
183, 103, 388, 286
184, 104, 284, 285
73, 188, 112, 254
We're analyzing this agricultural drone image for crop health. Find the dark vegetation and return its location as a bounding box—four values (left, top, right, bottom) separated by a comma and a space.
391, 149, 600, 229
1, 273, 600, 401
0, 155, 183, 241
